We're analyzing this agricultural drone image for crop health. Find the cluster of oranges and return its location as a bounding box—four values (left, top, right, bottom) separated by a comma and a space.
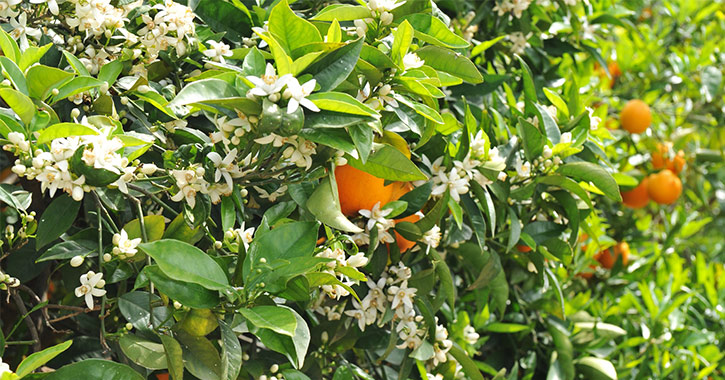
578, 234, 631, 279
619, 100, 684, 208
334, 165, 419, 252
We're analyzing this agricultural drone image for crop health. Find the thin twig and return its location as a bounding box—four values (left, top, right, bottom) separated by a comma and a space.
10, 289, 41, 352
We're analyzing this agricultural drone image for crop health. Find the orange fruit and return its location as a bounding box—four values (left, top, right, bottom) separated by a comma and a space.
335, 165, 394, 216
668, 151, 685, 174
652, 143, 686, 174
595, 242, 630, 269
647, 169, 682, 204
577, 265, 596, 279
621, 178, 649, 209
156, 373, 169, 380
608, 61, 622, 80
620, 99, 651, 134
394, 213, 420, 252
389, 181, 413, 202
516, 244, 532, 253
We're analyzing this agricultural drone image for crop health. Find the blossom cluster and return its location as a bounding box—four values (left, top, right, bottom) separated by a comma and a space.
4, 130, 136, 201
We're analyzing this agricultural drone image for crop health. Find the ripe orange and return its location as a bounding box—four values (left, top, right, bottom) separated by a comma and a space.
335, 165, 394, 216
620, 99, 651, 134
608, 61, 622, 80
621, 178, 649, 209
577, 265, 596, 279
156, 373, 169, 380
516, 244, 532, 253
647, 169, 682, 204
389, 181, 413, 202
595, 242, 630, 269
652, 143, 685, 174
394, 213, 421, 252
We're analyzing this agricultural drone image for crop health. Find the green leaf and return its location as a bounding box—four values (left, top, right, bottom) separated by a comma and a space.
45, 359, 144, 380
194, 0, 252, 43
244, 221, 318, 283
312, 4, 372, 21
307, 38, 363, 92
123, 215, 166, 242
575, 357, 618, 380
348, 123, 373, 163
171, 78, 239, 107
50, 76, 105, 104
144, 266, 220, 309
162, 213, 204, 245
269, 0, 322, 54
98, 60, 123, 87
543, 87, 569, 117
556, 162, 622, 201
394, 95, 443, 124
219, 320, 242, 380
15, 340, 73, 378
517, 56, 537, 102
159, 335, 184, 380
308, 92, 380, 118
448, 345, 485, 380
0, 57, 28, 95
36, 240, 95, 263
138, 239, 231, 291
534, 103, 561, 143
470, 36, 505, 58
0, 88, 35, 125
414, 45, 482, 83
69, 147, 121, 187
518, 117, 545, 161
391, 20, 414, 67
36, 122, 99, 144
253, 307, 310, 369
239, 306, 298, 337
0, 29, 20, 63
62, 50, 90, 76
36, 194, 81, 249
306, 176, 363, 233
176, 332, 222, 380
120, 334, 168, 370
347, 144, 427, 181
18, 43, 51, 71
401, 14, 470, 49
484, 323, 531, 333
118, 291, 172, 333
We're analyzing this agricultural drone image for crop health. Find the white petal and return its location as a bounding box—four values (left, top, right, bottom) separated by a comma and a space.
85, 294, 94, 310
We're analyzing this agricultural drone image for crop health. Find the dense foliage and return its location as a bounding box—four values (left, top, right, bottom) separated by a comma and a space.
0, 0, 723, 379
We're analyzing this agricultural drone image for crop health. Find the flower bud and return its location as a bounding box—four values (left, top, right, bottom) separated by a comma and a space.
270, 364, 279, 373
380, 11, 393, 25
214, 241, 223, 249
268, 93, 280, 103
103, 253, 112, 262
72, 186, 84, 201
70, 108, 81, 119
140, 163, 158, 175
70, 255, 84, 267
137, 85, 151, 93
125, 323, 134, 330
51, 88, 60, 96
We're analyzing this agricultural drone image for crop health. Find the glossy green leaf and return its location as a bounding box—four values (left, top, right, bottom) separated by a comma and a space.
414, 45, 482, 83
36, 194, 81, 249
239, 305, 297, 337
347, 144, 427, 181
0, 88, 35, 125
144, 266, 220, 309
36, 122, 99, 144
36, 240, 95, 263
50, 76, 104, 104
575, 357, 618, 380
123, 215, 166, 242
307, 38, 363, 92
171, 78, 239, 107
308, 92, 380, 118
312, 4, 372, 21
120, 334, 167, 370
45, 359, 144, 380
401, 14, 470, 49
15, 340, 73, 378
306, 176, 363, 233
269, 0, 322, 53
219, 320, 242, 380
159, 335, 184, 380
138, 239, 231, 291
556, 162, 622, 201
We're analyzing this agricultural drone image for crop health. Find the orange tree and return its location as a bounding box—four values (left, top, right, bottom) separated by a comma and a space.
0, 0, 722, 379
